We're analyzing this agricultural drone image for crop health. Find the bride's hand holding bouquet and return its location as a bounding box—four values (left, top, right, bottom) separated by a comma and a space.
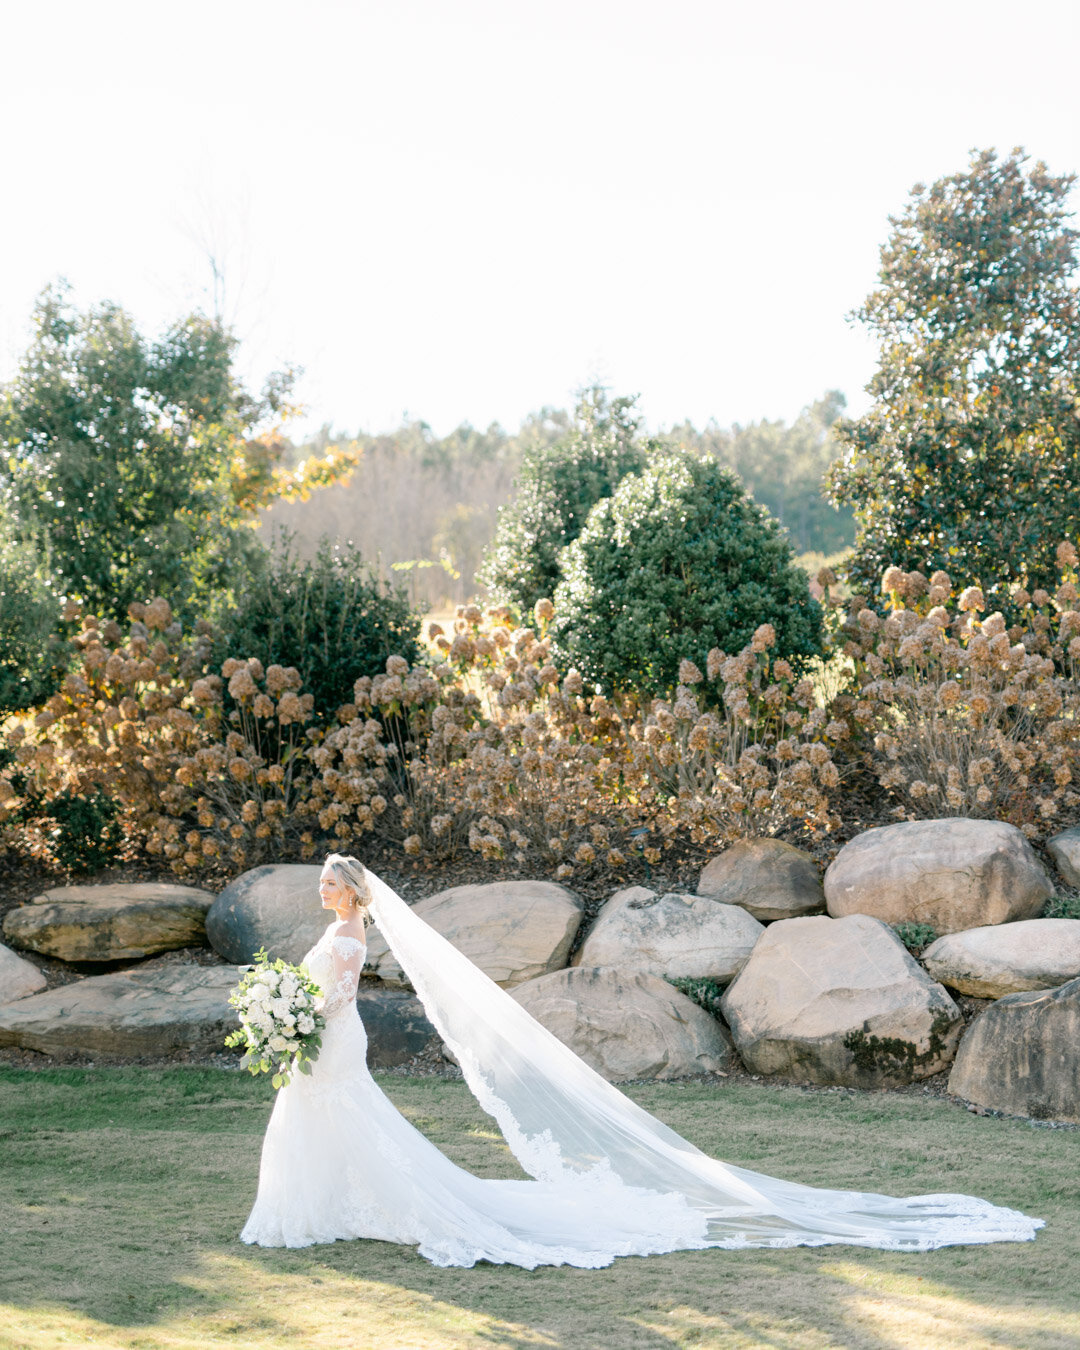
225, 949, 326, 1089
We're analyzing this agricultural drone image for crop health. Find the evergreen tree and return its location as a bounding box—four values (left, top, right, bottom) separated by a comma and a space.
828, 149, 1080, 596
479, 387, 651, 614
0, 284, 297, 623
554, 451, 822, 699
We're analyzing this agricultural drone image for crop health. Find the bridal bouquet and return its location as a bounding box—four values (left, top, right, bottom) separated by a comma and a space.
225, 949, 325, 1088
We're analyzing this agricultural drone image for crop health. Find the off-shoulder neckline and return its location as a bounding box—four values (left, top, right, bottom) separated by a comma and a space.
329, 932, 366, 952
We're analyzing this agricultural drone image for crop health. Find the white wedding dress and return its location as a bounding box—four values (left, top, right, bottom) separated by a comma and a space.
240, 870, 1043, 1268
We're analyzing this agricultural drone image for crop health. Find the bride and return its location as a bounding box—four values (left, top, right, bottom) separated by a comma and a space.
240, 853, 1043, 1268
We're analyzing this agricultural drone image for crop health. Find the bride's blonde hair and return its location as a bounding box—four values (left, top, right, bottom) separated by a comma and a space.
323, 853, 373, 923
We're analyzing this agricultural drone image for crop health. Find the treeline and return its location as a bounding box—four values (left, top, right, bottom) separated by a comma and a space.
259, 410, 567, 612
261, 391, 854, 611
668, 390, 854, 561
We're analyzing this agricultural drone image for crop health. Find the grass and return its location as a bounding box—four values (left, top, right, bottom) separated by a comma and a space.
0, 1067, 1078, 1350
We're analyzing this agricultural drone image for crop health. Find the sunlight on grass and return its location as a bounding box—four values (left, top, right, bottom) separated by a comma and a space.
820, 1261, 1080, 1350
1, 1251, 563, 1349
0, 1295, 554, 1350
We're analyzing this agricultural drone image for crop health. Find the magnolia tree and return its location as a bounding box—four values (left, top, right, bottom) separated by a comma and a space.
829, 148, 1080, 598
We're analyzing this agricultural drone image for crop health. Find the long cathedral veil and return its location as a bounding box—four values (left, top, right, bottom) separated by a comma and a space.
365, 869, 1042, 1249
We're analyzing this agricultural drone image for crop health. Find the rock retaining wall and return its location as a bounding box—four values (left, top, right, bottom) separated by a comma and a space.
2, 818, 1078, 1117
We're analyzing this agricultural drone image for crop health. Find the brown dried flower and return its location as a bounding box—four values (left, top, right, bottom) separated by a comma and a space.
958, 587, 985, 613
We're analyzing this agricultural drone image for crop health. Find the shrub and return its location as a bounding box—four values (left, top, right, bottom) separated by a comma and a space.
553, 451, 824, 699
44, 789, 123, 873
632, 633, 842, 842
0, 598, 316, 874
665, 976, 726, 1020
305, 609, 623, 869
1043, 892, 1080, 920
0, 526, 68, 713
892, 922, 938, 955
838, 554, 1080, 836
214, 534, 420, 719
305, 603, 843, 876
0, 595, 843, 876
479, 388, 649, 614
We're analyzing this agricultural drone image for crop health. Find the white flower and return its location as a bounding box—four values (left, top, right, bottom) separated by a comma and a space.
297, 1013, 314, 1035
263, 970, 281, 991
280, 973, 299, 998
249, 982, 270, 1003
268, 1034, 288, 1052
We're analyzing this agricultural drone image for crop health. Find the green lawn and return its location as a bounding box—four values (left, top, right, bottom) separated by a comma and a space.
0, 1067, 1077, 1350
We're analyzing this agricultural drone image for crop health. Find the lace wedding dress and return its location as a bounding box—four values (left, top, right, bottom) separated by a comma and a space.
240, 869, 1043, 1268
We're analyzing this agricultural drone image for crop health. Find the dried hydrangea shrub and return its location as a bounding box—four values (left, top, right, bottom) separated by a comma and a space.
0, 598, 317, 874
848, 555, 1080, 836
629, 624, 843, 845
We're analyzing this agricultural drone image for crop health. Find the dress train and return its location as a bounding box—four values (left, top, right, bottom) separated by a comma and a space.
240, 874, 1043, 1268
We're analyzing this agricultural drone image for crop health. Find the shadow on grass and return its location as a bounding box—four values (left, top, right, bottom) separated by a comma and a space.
1, 1067, 1077, 1349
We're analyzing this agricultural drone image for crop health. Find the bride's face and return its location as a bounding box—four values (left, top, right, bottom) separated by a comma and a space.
319, 870, 351, 911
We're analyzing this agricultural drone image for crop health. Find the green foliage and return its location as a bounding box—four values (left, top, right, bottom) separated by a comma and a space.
891, 922, 938, 955
828, 148, 1080, 596
275, 393, 852, 610
44, 789, 123, 873
0, 283, 293, 624
665, 976, 727, 1020
843, 1010, 955, 1082
553, 450, 823, 698
215, 533, 420, 716
0, 519, 68, 712
1043, 892, 1080, 919
667, 392, 854, 556
479, 387, 651, 614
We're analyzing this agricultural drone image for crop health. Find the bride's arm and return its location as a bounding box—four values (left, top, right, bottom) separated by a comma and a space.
318, 935, 365, 1018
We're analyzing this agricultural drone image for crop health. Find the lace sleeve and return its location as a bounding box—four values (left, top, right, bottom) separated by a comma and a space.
318, 934, 366, 1018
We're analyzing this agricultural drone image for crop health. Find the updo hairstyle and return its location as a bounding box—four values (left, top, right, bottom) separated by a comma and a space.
323, 853, 373, 923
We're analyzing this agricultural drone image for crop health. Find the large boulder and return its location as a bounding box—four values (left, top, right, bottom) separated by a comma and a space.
721, 913, 962, 1088
2, 884, 215, 963
949, 978, 1080, 1123
1046, 826, 1080, 888
365, 880, 582, 989
356, 985, 442, 1068
0, 942, 46, 1002
824, 819, 1053, 934
205, 864, 325, 965
698, 839, 826, 921
922, 920, 1080, 998
573, 888, 762, 983
511, 967, 732, 1082
0, 956, 241, 1056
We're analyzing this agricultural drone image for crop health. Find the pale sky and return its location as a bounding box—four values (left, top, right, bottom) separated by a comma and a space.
3, 0, 1079, 440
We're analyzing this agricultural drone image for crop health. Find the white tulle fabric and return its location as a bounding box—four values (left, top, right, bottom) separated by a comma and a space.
240, 868, 1043, 1266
